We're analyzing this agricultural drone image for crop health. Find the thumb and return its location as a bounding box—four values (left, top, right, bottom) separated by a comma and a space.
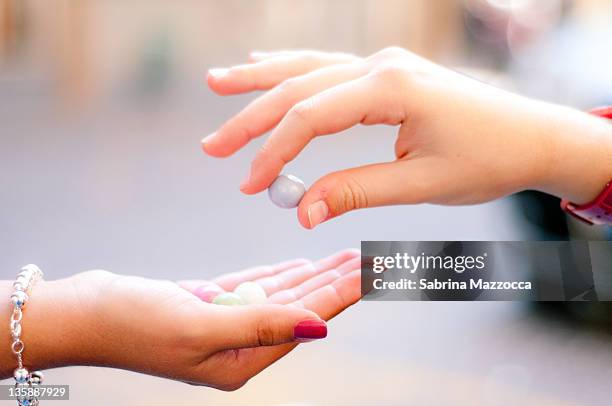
297, 160, 431, 229
212, 304, 327, 349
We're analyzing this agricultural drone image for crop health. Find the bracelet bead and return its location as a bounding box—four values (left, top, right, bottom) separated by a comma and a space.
13, 282, 27, 292
15, 276, 29, 288
10, 291, 28, 308
30, 371, 44, 385
13, 368, 29, 384
17, 269, 31, 277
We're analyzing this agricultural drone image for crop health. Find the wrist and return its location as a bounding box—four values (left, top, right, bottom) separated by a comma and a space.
535, 105, 612, 204
1, 277, 89, 379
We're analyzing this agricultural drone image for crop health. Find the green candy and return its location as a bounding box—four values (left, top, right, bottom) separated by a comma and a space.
212, 292, 245, 306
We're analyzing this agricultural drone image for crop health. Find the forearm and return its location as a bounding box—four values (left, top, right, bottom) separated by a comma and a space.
537, 104, 612, 205
0, 278, 85, 379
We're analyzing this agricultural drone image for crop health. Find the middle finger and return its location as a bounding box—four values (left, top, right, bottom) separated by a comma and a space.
202, 62, 367, 158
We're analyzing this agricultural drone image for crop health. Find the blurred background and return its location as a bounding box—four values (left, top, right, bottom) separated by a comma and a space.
2, 0, 612, 405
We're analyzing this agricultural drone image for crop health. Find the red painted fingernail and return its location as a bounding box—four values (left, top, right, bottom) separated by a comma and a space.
294, 319, 327, 342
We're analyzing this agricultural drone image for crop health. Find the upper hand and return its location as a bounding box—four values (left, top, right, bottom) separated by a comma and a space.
202, 48, 612, 228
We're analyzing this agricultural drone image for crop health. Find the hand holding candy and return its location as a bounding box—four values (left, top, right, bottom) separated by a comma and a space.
203, 48, 612, 229
189, 280, 267, 305
10, 250, 362, 390
181, 249, 361, 310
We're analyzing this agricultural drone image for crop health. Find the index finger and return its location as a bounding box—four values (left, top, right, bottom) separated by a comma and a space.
240, 74, 389, 194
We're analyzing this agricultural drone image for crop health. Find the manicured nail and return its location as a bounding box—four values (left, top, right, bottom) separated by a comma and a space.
208, 68, 229, 79
307, 200, 329, 228
294, 319, 327, 342
201, 132, 217, 145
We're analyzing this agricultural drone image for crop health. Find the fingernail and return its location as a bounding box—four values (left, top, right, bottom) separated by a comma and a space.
208, 68, 229, 79
307, 200, 329, 228
294, 319, 327, 342
201, 132, 217, 145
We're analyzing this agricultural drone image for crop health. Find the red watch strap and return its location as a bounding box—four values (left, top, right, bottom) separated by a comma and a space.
561, 181, 612, 225
589, 106, 612, 120
560, 106, 612, 225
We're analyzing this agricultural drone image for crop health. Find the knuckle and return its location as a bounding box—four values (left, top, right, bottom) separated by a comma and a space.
288, 99, 317, 131
371, 64, 408, 85
373, 46, 408, 60
328, 175, 369, 214
254, 142, 271, 159
369, 65, 413, 107
255, 317, 278, 346
381, 46, 407, 57
225, 119, 252, 144
254, 142, 285, 166
300, 52, 322, 66
333, 51, 359, 62
274, 77, 300, 95
290, 99, 313, 120
342, 177, 369, 211
235, 125, 252, 144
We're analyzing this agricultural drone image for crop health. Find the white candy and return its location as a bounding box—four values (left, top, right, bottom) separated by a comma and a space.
234, 281, 267, 304
268, 174, 306, 209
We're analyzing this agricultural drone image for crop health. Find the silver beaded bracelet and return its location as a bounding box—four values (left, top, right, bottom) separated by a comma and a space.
9, 264, 44, 406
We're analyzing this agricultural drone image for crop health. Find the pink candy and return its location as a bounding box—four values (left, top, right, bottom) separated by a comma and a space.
193, 282, 224, 303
